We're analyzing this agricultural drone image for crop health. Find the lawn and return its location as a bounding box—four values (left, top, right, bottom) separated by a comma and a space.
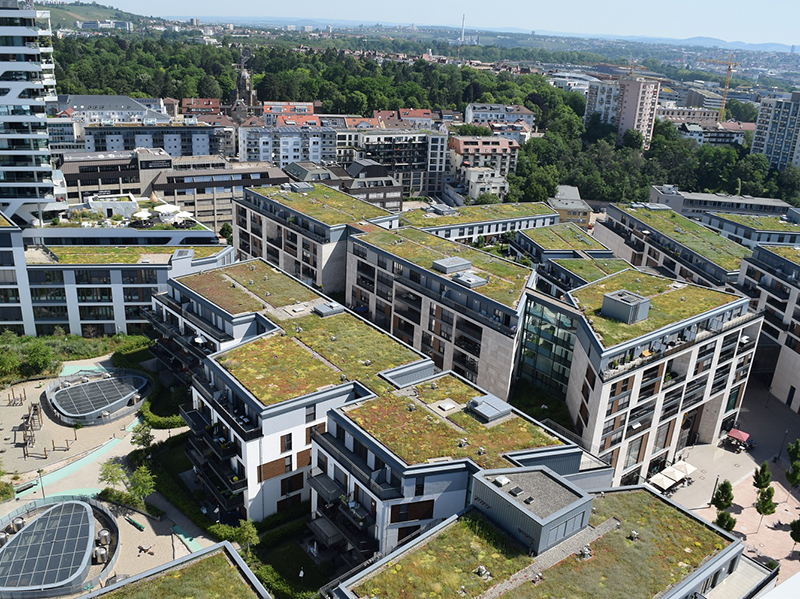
345, 377, 560, 468
523, 223, 606, 251
351, 511, 532, 599
100, 552, 258, 598
224, 261, 318, 307
570, 270, 734, 348
253, 540, 335, 595
358, 227, 531, 307
552, 259, 631, 283
507, 490, 729, 599
250, 185, 389, 225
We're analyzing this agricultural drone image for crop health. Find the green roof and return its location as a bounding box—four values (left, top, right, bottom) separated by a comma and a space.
619, 205, 751, 271
250, 184, 390, 225
522, 223, 606, 251
99, 551, 258, 599
571, 270, 736, 348
400, 203, 555, 228
344, 374, 561, 468
31, 245, 223, 265
761, 244, 800, 267
217, 312, 421, 406
0, 214, 12, 228
551, 259, 631, 283
179, 260, 318, 315
714, 212, 800, 233
353, 490, 729, 599
357, 227, 532, 308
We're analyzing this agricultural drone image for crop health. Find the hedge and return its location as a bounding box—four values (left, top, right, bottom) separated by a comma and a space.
97, 487, 165, 519
254, 501, 310, 533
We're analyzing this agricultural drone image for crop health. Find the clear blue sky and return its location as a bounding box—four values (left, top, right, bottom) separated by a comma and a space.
109, 0, 798, 46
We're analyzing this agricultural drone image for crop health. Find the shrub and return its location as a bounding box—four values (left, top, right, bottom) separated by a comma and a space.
0, 481, 14, 503
97, 486, 165, 518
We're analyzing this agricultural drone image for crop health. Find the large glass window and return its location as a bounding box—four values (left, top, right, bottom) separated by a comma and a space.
624, 436, 644, 470
517, 299, 576, 398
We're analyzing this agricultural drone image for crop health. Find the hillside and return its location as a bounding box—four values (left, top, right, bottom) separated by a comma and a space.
35, 2, 158, 29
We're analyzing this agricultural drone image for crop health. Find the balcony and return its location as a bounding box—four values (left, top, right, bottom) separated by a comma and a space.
313, 506, 377, 558
192, 376, 261, 442
758, 279, 790, 300
156, 293, 233, 343
307, 468, 344, 504
312, 430, 402, 500
186, 440, 247, 497
339, 498, 373, 531
180, 403, 238, 461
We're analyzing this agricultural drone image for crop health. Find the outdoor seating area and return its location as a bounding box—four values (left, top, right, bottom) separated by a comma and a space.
647, 460, 697, 496
721, 427, 755, 454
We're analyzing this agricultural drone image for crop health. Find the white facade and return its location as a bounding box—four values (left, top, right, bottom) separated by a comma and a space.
239, 126, 337, 168
752, 92, 800, 170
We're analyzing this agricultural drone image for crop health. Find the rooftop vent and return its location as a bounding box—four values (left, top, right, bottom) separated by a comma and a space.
509, 486, 524, 497
453, 272, 489, 289
469, 394, 512, 422
493, 475, 511, 487
430, 203, 457, 216
313, 301, 345, 317
438, 400, 457, 412
289, 181, 313, 193
601, 290, 650, 324
432, 256, 472, 274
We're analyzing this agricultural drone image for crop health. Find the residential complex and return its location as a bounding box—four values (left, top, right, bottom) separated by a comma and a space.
702, 209, 800, 248
584, 78, 660, 148
547, 192, 592, 228
515, 222, 613, 264
180, 97, 220, 116
752, 91, 800, 170
465, 103, 536, 127
50, 94, 169, 124
649, 184, 792, 217
239, 126, 337, 167
584, 81, 620, 127
82, 120, 236, 157
656, 105, 720, 126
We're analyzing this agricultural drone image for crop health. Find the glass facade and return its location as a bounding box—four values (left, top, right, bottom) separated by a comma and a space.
517, 298, 576, 398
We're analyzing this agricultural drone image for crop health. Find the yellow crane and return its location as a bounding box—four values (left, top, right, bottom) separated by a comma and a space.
698, 53, 740, 122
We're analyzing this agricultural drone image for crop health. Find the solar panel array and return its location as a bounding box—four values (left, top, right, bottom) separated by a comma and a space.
0, 502, 94, 590
52, 376, 145, 417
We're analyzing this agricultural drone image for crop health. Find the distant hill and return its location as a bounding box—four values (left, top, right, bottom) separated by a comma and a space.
35, 2, 160, 29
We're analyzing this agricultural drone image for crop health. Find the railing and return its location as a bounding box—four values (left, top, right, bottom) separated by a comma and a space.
192, 376, 261, 442
186, 445, 245, 509
186, 435, 246, 492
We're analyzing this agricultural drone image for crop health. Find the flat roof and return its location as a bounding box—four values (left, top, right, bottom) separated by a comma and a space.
658, 187, 790, 208
26, 245, 223, 265
343, 374, 561, 468
760, 244, 800, 267
551, 258, 631, 283
570, 270, 737, 348
351, 489, 730, 599
356, 227, 532, 308
522, 223, 606, 251
619, 205, 751, 271
400, 203, 555, 227
249, 184, 389, 226
178, 260, 319, 316
712, 212, 800, 233
483, 470, 581, 519
216, 312, 421, 406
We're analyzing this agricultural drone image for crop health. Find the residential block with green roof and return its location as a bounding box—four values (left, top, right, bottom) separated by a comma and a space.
517, 222, 612, 262
703, 210, 800, 249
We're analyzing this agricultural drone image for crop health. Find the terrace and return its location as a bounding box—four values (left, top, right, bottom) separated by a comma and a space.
26, 245, 223, 265
400, 203, 555, 227
351, 490, 729, 599
619, 205, 751, 272
250, 184, 389, 226
761, 244, 800, 268
522, 223, 606, 251
551, 258, 631, 283
357, 227, 532, 307
216, 312, 421, 406
178, 260, 319, 316
570, 270, 735, 348
344, 374, 561, 469
712, 212, 800, 232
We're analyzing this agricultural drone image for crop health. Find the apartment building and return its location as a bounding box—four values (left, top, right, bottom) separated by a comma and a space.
152, 260, 434, 521
738, 245, 800, 411
536, 257, 632, 299
239, 126, 337, 168
702, 210, 800, 248
547, 195, 592, 228
595, 203, 750, 287
50, 95, 169, 124
686, 87, 723, 111
232, 183, 397, 293
83, 121, 235, 157
649, 184, 791, 217
447, 136, 519, 177
465, 103, 536, 127
751, 91, 800, 170
180, 98, 220, 116
262, 101, 315, 125
399, 202, 557, 244
488, 120, 533, 144
515, 222, 613, 264
584, 81, 621, 127
676, 122, 750, 147
616, 77, 660, 148
521, 270, 761, 486
347, 227, 534, 399
656, 106, 720, 126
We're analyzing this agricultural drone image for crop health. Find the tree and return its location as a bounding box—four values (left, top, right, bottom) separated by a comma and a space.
790, 519, 800, 554
219, 222, 233, 244
786, 462, 800, 502
753, 461, 772, 491
621, 129, 644, 151
0, 351, 19, 377
454, 124, 493, 136
715, 510, 737, 532
725, 99, 759, 123
98, 458, 126, 489
474, 193, 501, 205
235, 519, 260, 555
128, 465, 156, 504
21, 341, 53, 376
131, 422, 154, 450
755, 486, 776, 533
197, 73, 222, 99
711, 479, 734, 511
790, 439, 800, 464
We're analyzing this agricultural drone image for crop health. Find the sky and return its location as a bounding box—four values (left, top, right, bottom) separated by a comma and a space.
109, 0, 799, 46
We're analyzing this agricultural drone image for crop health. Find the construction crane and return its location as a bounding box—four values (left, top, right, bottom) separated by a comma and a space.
628, 59, 647, 77
698, 53, 740, 122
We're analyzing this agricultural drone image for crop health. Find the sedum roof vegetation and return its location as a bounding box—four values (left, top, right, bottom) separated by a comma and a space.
250, 184, 389, 225
713, 212, 800, 232
551, 258, 631, 283
179, 260, 318, 315
344, 374, 560, 468
619, 205, 751, 271
352, 490, 728, 599
522, 223, 606, 251
38, 245, 222, 265
400, 203, 554, 227
357, 227, 531, 308
570, 270, 735, 348
761, 244, 800, 267
216, 312, 420, 406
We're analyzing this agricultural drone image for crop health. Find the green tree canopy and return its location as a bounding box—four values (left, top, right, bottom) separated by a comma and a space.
129, 465, 156, 503
753, 461, 772, 490
711, 479, 734, 511
714, 510, 737, 532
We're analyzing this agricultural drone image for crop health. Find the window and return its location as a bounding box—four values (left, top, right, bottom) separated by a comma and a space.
284, 455, 292, 474
305, 404, 316, 423
75, 270, 111, 285
414, 477, 425, 496
390, 500, 434, 523
624, 436, 644, 470
281, 433, 292, 453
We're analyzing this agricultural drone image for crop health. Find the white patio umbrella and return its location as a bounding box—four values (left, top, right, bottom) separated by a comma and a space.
174, 211, 193, 219
132, 209, 151, 219
649, 473, 676, 492
662, 466, 686, 483
153, 203, 180, 214
671, 461, 697, 476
